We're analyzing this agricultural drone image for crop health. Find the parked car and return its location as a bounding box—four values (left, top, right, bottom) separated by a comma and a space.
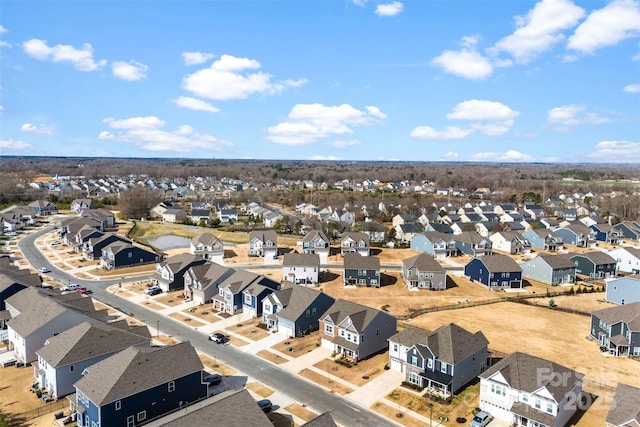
40, 284, 54, 290
51, 241, 61, 247
61, 284, 80, 292
208, 332, 226, 343
144, 286, 162, 296
38, 267, 50, 273
76, 287, 92, 295
257, 399, 273, 413
203, 373, 222, 385
469, 411, 493, 427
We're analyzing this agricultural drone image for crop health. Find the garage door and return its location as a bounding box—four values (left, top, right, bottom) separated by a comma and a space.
390, 358, 403, 372
280, 324, 294, 338
321, 338, 334, 350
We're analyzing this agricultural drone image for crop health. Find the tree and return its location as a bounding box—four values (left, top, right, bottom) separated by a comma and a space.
117, 186, 164, 220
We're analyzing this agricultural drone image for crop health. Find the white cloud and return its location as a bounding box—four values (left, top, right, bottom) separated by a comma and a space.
0, 138, 33, 151
412, 99, 519, 140
22, 39, 106, 71
352, 0, 367, 6
182, 54, 307, 100
112, 60, 148, 81
266, 103, 386, 146
330, 140, 361, 149
0, 105, 3, 115
586, 140, 640, 161
470, 150, 534, 162
173, 96, 220, 113
307, 155, 342, 161
375, 2, 404, 17
20, 123, 54, 135
0, 25, 7, 34
441, 151, 459, 159
0, 41, 11, 48
624, 83, 640, 93
182, 51, 215, 66
491, 0, 585, 63
546, 104, 611, 130
431, 48, 493, 80
99, 115, 232, 153
568, 0, 640, 54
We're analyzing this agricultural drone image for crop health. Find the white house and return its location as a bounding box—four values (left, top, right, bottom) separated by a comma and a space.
608, 247, 640, 274
282, 253, 320, 286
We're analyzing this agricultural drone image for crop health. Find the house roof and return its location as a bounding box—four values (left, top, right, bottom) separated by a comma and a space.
402, 253, 445, 273
571, 251, 616, 265
389, 326, 431, 347
159, 253, 203, 273
249, 230, 278, 244
591, 302, 640, 332
0, 269, 42, 292
190, 209, 211, 217
74, 342, 203, 406
283, 253, 320, 267
479, 352, 583, 403
606, 383, 640, 426
303, 230, 329, 243
536, 253, 576, 269
454, 231, 487, 245
343, 253, 380, 270
36, 321, 150, 368
191, 233, 222, 247
425, 323, 489, 364
302, 412, 338, 427
340, 232, 369, 244
321, 299, 383, 332
510, 401, 556, 427
272, 287, 334, 323
474, 254, 521, 273
188, 262, 235, 290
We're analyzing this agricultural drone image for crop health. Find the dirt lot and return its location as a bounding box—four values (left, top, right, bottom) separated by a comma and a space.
227, 321, 271, 341
312, 352, 387, 387
271, 333, 320, 357
297, 369, 354, 395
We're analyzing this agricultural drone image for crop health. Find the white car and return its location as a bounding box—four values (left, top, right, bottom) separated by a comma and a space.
61, 284, 80, 292
469, 411, 493, 427
38, 267, 50, 273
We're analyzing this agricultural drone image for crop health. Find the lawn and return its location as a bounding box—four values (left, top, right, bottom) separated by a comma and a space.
245, 382, 274, 398
312, 352, 387, 387
256, 349, 289, 364
284, 403, 317, 423
182, 307, 222, 322
371, 402, 425, 427
297, 369, 354, 395
199, 354, 236, 376
155, 292, 187, 307
227, 321, 271, 341
271, 332, 320, 357
168, 312, 205, 328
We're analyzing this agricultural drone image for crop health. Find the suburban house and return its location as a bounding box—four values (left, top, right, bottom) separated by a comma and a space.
464, 254, 523, 289
362, 222, 387, 243
282, 253, 321, 286
570, 252, 617, 279
605, 275, 640, 305
339, 232, 370, 256
590, 223, 624, 245
5, 287, 107, 363
29, 199, 58, 216
262, 286, 335, 337
218, 208, 238, 223
410, 232, 458, 259
608, 247, 640, 274
60, 217, 105, 245
395, 223, 424, 243
248, 230, 278, 258
0, 268, 42, 310
183, 262, 236, 305
612, 221, 640, 243
342, 253, 381, 287
154, 254, 208, 293
522, 229, 564, 252
161, 208, 188, 223
319, 299, 397, 362
190, 233, 224, 262
70, 226, 105, 253
99, 241, 160, 270
590, 302, 640, 356
82, 233, 130, 260
213, 270, 280, 316
70, 198, 95, 214
606, 383, 640, 427
189, 208, 211, 225
489, 231, 531, 255
392, 214, 416, 227
81, 208, 116, 230
453, 232, 492, 257
401, 253, 447, 290
387, 323, 489, 397
302, 230, 331, 263
479, 352, 584, 427
73, 342, 207, 427
520, 254, 576, 286
34, 320, 151, 399
554, 223, 597, 248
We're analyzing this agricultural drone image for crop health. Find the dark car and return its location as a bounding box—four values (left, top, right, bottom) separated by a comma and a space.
145, 286, 162, 296
203, 373, 222, 385
257, 399, 273, 413
209, 332, 226, 343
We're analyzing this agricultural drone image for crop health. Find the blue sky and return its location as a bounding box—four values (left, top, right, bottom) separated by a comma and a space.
1, 0, 639, 162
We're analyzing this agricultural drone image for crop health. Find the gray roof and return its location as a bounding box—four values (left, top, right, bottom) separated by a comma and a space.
342, 253, 380, 270
160, 253, 204, 273
340, 232, 369, 245
270, 287, 334, 323
475, 254, 522, 273
321, 299, 386, 332
36, 321, 150, 368
74, 342, 203, 406
571, 251, 616, 265
302, 412, 338, 427
606, 383, 640, 426
191, 233, 222, 247
402, 253, 445, 273
536, 253, 576, 269
591, 302, 640, 331
425, 323, 489, 364
283, 253, 320, 268
388, 326, 431, 347
454, 231, 488, 245
0, 269, 42, 293
303, 230, 329, 243
479, 352, 583, 403
249, 230, 278, 244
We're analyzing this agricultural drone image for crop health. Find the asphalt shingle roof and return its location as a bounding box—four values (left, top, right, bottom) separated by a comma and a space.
591, 302, 640, 331
606, 383, 640, 426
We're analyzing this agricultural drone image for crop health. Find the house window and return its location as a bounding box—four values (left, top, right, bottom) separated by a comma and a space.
70, 365, 74, 372
440, 362, 447, 373
361, 334, 365, 342
411, 355, 419, 366
312, 307, 316, 315
244, 294, 252, 305
534, 399, 541, 410
393, 343, 398, 352
128, 252, 132, 258
137, 411, 146, 422
306, 309, 310, 318
264, 304, 270, 312
427, 358, 433, 369
127, 416, 134, 427
376, 328, 379, 336
408, 372, 420, 385
325, 324, 333, 334
115, 400, 121, 410
168, 381, 175, 392
491, 383, 506, 397
546, 402, 553, 414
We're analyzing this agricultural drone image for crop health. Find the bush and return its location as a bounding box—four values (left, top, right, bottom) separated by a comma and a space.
401, 381, 424, 392
549, 298, 556, 308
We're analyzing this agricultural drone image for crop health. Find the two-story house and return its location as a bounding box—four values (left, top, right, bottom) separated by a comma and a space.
479, 352, 584, 427
339, 232, 370, 256
261, 286, 335, 337
489, 231, 531, 255
605, 275, 640, 305
522, 229, 564, 252
520, 254, 576, 286
554, 223, 597, 248
302, 230, 331, 263
590, 223, 624, 245
154, 254, 207, 293
28, 199, 59, 216
453, 232, 492, 257
82, 232, 130, 260
213, 271, 280, 316
100, 241, 160, 270
183, 262, 236, 305
388, 323, 489, 397
248, 230, 278, 259
464, 254, 523, 289
73, 342, 207, 427
570, 252, 617, 279
319, 299, 397, 362
343, 253, 380, 288
410, 232, 458, 259
282, 253, 320, 286
608, 247, 640, 274
401, 253, 447, 290
612, 221, 640, 243
590, 302, 640, 356
190, 233, 224, 263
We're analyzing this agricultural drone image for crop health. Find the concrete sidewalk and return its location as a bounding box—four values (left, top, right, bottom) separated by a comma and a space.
242, 332, 288, 355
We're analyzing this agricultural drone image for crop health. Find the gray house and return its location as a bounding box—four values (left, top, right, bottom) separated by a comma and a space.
520, 253, 576, 286
343, 253, 380, 287
401, 253, 447, 290
605, 275, 640, 305
387, 323, 489, 397
262, 286, 335, 337
339, 232, 370, 256
590, 302, 640, 357
453, 231, 492, 257
410, 232, 458, 259
570, 251, 617, 279
554, 223, 597, 248
522, 229, 564, 251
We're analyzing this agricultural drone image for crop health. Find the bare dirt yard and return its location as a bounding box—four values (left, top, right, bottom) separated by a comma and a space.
312, 352, 388, 387
297, 369, 354, 395
227, 321, 271, 341
271, 332, 320, 357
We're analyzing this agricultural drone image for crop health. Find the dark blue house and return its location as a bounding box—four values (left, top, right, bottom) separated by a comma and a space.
73, 342, 207, 427
590, 223, 625, 245
343, 253, 381, 287
464, 254, 523, 289
612, 221, 640, 243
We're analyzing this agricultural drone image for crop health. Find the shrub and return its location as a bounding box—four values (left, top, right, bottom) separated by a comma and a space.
549, 298, 556, 308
